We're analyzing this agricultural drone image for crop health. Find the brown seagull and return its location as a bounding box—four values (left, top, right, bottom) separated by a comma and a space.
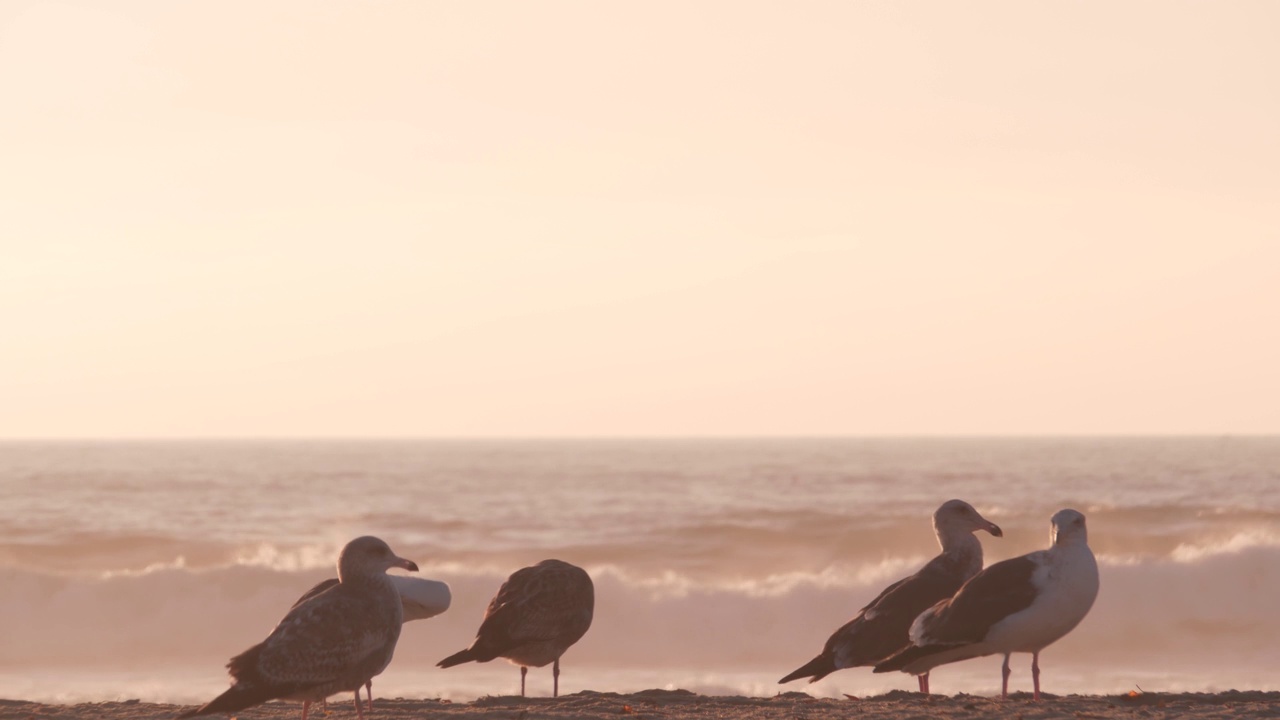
179, 536, 418, 720
437, 559, 594, 697
779, 499, 1002, 694
292, 574, 451, 713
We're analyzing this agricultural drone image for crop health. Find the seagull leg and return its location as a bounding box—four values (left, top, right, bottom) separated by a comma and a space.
354, 689, 365, 720
1001, 654, 1011, 699
918, 673, 929, 695
521, 666, 528, 697
553, 657, 561, 698
365, 680, 373, 711
1031, 652, 1041, 702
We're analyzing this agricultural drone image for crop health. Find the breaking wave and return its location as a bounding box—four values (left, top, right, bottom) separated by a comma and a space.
3, 539, 1278, 700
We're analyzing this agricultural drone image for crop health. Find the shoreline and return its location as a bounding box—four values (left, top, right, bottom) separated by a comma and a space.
6, 689, 1280, 720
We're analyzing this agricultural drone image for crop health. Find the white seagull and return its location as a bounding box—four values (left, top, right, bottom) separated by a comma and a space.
874, 508, 1100, 701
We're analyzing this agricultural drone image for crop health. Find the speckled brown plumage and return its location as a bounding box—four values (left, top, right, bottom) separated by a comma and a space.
438, 559, 594, 697
179, 536, 418, 720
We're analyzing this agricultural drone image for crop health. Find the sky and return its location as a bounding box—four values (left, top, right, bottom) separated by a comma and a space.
1, 1, 1278, 438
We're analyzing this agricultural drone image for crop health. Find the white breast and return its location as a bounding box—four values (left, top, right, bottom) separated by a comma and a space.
985, 543, 1099, 653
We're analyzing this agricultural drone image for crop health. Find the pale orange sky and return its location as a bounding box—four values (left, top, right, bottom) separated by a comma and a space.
2, 1, 1277, 437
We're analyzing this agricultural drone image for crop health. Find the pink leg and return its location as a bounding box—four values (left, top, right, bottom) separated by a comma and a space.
354, 689, 366, 720
365, 680, 374, 711
1000, 654, 1011, 699
553, 658, 561, 698
301, 700, 311, 720
918, 673, 929, 694
521, 666, 528, 697
1031, 652, 1041, 701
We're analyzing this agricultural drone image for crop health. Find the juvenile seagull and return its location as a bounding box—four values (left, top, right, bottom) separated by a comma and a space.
874, 509, 1100, 701
179, 536, 419, 720
778, 499, 1002, 694
293, 574, 451, 712
437, 559, 594, 697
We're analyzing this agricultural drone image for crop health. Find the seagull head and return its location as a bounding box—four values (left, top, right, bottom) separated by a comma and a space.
337, 535, 419, 582
1050, 508, 1089, 546
934, 498, 1003, 540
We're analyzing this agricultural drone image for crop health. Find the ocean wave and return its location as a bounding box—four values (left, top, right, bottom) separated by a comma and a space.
3, 484, 1279, 587
7, 504, 1280, 584
1169, 528, 1280, 562
4, 541, 1278, 673
228, 541, 347, 573
585, 557, 931, 599
97, 556, 190, 579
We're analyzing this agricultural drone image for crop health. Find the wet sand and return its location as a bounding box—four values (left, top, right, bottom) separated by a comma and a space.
5, 689, 1280, 720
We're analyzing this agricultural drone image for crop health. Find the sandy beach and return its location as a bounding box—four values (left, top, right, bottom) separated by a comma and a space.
6, 689, 1280, 720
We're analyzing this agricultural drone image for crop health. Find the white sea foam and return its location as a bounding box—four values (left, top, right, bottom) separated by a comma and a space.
97, 556, 189, 579
230, 541, 345, 572
5, 541, 1278, 672
1170, 528, 1280, 562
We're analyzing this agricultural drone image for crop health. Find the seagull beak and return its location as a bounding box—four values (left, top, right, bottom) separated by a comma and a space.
394, 557, 419, 572
985, 522, 1004, 538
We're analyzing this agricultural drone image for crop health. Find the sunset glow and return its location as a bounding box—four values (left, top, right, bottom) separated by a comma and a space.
3, 1, 1277, 437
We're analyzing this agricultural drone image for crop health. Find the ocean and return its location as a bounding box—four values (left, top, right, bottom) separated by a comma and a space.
1, 438, 1277, 704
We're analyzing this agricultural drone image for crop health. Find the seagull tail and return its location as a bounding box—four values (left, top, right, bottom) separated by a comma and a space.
436, 647, 480, 668
175, 683, 277, 719
873, 644, 944, 674
778, 653, 836, 684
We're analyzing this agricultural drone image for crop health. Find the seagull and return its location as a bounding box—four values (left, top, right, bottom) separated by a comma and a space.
437, 559, 594, 697
778, 499, 1002, 694
874, 508, 1100, 701
179, 536, 418, 720
292, 574, 451, 713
